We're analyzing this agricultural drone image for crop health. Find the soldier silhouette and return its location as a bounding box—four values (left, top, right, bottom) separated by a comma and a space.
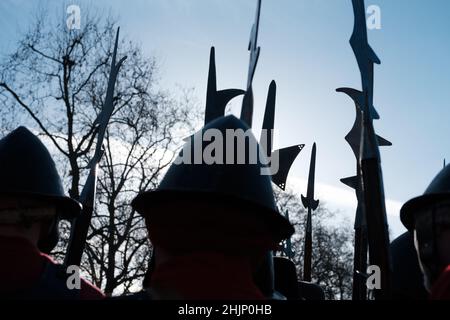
401, 164, 450, 299
0, 127, 104, 299
131, 115, 294, 299
390, 232, 427, 299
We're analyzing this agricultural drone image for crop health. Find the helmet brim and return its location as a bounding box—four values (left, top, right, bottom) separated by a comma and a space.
0, 191, 81, 220
400, 193, 450, 231
132, 190, 295, 244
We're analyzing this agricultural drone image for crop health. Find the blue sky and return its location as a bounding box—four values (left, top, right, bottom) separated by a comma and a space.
1, 0, 450, 238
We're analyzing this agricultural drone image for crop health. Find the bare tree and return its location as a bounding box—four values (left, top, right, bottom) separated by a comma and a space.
0, 8, 198, 295
0, 3, 352, 299
274, 188, 354, 300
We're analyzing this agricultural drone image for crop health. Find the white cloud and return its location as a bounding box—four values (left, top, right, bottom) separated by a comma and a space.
287, 176, 407, 239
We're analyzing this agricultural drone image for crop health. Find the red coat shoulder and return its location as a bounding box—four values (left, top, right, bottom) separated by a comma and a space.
41, 253, 105, 300
80, 278, 105, 300
431, 265, 450, 300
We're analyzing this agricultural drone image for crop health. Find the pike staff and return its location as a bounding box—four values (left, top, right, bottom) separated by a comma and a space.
65, 27, 127, 267
337, 0, 392, 299
240, 0, 261, 127
301, 143, 319, 282
337, 95, 391, 300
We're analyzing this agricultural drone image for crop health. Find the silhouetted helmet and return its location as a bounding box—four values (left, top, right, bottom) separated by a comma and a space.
132, 115, 294, 243
390, 232, 428, 299
401, 165, 450, 231
0, 126, 81, 221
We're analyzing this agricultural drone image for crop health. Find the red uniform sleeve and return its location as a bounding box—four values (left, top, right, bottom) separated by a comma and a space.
430, 265, 450, 300
80, 278, 105, 300
40, 252, 105, 300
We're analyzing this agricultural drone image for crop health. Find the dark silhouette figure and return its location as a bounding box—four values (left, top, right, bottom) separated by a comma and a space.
0, 127, 104, 299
